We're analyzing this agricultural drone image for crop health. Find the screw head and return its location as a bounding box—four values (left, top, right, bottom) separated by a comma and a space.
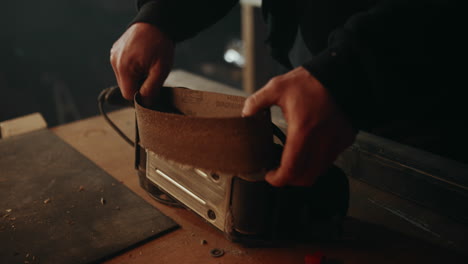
210, 248, 224, 258
211, 173, 220, 181
207, 209, 216, 220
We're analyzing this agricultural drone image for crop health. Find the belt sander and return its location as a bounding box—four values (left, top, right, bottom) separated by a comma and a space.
98, 85, 349, 244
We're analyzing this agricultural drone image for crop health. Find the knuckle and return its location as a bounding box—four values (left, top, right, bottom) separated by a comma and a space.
110, 53, 116, 64
266, 76, 285, 93
268, 77, 280, 86
110, 45, 119, 61
271, 76, 285, 86
117, 59, 137, 76
112, 49, 138, 71
247, 93, 258, 105
244, 97, 255, 111
124, 55, 139, 70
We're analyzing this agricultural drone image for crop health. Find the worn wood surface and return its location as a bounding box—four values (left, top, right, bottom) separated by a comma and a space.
49, 70, 466, 263
51, 107, 466, 264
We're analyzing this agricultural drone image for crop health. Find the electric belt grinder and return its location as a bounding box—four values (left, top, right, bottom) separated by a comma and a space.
99, 85, 349, 244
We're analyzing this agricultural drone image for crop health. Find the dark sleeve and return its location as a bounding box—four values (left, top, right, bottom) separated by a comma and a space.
131, 0, 239, 42
302, 0, 457, 129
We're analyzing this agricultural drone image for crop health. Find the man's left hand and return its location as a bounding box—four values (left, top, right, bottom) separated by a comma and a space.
242, 67, 356, 186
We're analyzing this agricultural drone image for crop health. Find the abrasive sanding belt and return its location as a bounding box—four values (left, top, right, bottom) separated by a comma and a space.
135, 87, 279, 174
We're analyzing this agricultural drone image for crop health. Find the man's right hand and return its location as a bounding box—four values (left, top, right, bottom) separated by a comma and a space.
110, 23, 174, 105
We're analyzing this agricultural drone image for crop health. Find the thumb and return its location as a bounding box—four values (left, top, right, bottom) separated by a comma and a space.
242, 85, 279, 117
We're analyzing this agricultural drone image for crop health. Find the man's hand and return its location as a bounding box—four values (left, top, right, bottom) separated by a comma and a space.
110, 23, 174, 105
242, 67, 356, 186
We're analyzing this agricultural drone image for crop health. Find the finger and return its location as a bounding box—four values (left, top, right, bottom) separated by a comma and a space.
242, 83, 280, 117
266, 122, 309, 187
110, 52, 122, 90
139, 62, 169, 106
111, 66, 122, 91
118, 65, 141, 100
284, 118, 351, 186
110, 52, 119, 79
287, 128, 327, 186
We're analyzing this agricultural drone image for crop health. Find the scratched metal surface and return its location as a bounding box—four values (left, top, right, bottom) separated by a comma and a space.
0, 129, 178, 264
348, 177, 468, 254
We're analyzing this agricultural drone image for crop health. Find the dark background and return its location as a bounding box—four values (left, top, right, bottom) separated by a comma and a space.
0, 0, 242, 126
1, 1, 467, 164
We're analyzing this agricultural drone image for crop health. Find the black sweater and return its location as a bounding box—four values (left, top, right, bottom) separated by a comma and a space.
131, 0, 464, 131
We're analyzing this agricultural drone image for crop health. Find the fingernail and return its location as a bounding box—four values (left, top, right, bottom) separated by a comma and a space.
241, 105, 250, 117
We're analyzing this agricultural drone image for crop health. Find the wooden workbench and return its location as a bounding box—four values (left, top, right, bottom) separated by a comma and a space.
50, 71, 466, 264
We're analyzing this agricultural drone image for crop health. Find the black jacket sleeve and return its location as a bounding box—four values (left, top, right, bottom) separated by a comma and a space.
131, 0, 239, 42
302, 0, 459, 129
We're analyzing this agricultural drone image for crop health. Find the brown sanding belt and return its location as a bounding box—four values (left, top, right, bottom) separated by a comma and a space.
135, 87, 277, 174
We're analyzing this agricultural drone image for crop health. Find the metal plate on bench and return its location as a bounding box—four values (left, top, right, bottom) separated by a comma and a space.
0, 129, 178, 264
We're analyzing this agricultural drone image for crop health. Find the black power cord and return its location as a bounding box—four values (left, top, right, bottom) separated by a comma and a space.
98, 86, 134, 146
